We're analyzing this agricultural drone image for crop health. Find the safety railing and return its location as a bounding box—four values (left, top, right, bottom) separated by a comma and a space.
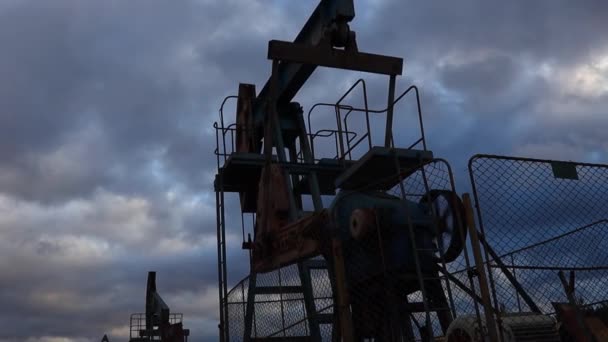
215, 79, 428, 170
129, 313, 184, 340
307, 79, 427, 161
213, 121, 357, 165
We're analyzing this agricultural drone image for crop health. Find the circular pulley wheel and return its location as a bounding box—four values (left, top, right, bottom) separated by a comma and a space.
419, 190, 467, 263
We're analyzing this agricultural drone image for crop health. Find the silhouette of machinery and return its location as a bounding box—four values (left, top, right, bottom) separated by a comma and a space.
214, 0, 470, 340
129, 272, 190, 342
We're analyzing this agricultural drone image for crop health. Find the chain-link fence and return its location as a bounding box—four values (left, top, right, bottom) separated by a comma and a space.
469, 154, 608, 340
331, 158, 479, 340
223, 154, 608, 341
225, 262, 334, 341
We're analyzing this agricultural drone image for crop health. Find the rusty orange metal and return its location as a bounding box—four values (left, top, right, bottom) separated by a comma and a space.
252, 210, 328, 273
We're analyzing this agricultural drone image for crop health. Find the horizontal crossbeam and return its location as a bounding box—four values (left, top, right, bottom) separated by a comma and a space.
268, 40, 403, 76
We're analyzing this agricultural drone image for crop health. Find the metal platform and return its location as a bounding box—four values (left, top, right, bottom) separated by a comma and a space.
215, 153, 277, 212
295, 158, 357, 195
334, 146, 433, 191
215, 153, 273, 192
218, 154, 359, 211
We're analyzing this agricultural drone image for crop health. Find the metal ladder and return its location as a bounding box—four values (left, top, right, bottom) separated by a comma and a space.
393, 154, 456, 340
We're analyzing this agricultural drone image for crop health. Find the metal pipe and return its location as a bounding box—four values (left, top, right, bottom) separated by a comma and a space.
413, 86, 427, 151
462, 193, 500, 342
334, 104, 346, 159
215, 188, 225, 342
467, 158, 508, 326
219, 95, 238, 163
512, 254, 522, 313
384, 75, 396, 147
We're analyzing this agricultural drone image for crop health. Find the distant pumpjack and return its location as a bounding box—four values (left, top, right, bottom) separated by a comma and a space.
129, 271, 190, 342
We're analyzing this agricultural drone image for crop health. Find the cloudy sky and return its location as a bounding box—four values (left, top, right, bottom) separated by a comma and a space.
0, 0, 607, 341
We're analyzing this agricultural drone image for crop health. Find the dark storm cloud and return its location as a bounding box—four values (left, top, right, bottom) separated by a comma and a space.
0, 0, 307, 204
362, 0, 608, 63
351, 0, 608, 169
0, 0, 284, 340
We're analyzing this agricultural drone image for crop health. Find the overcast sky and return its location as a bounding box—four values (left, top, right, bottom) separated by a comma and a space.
0, 0, 607, 341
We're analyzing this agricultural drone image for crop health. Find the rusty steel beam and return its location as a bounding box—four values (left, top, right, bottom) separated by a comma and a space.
268, 40, 403, 76
252, 0, 355, 126
251, 210, 328, 274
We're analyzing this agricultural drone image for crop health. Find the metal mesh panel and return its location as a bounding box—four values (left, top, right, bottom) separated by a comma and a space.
225, 264, 334, 340
226, 279, 248, 341
469, 155, 608, 340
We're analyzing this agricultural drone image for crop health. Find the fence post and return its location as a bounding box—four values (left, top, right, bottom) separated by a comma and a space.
462, 193, 500, 342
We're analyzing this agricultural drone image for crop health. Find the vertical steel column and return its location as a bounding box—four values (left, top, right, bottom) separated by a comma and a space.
384, 74, 396, 148
462, 194, 500, 342
295, 111, 323, 210
332, 238, 354, 342
215, 179, 229, 342
269, 60, 299, 219
296, 104, 350, 340
243, 273, 257, 342
271, 59, 322, 341
215, 187, 225, 342
512, 254, 522, 313
443, 160, 483, 328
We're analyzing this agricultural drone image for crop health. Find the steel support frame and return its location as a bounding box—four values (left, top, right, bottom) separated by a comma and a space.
222, 1, 410, 339
243, 59, 326, 341
267, 39, 402, 149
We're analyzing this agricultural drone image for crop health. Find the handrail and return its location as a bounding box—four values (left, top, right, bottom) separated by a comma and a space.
213, 123, 356, 163
336, 79, 371, 159
340, 132, 369, 159
218, 95, 238, 164
341, 84, 427, 152
218, 83, 428, 165
311, 129, 357, 161
307, 83, 428, 162
307, 103, 355, 143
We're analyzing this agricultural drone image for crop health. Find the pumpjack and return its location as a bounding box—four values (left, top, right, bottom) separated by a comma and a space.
215, 0, 469, 340
128, 272, 190, 342
215, 0, 608, 340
